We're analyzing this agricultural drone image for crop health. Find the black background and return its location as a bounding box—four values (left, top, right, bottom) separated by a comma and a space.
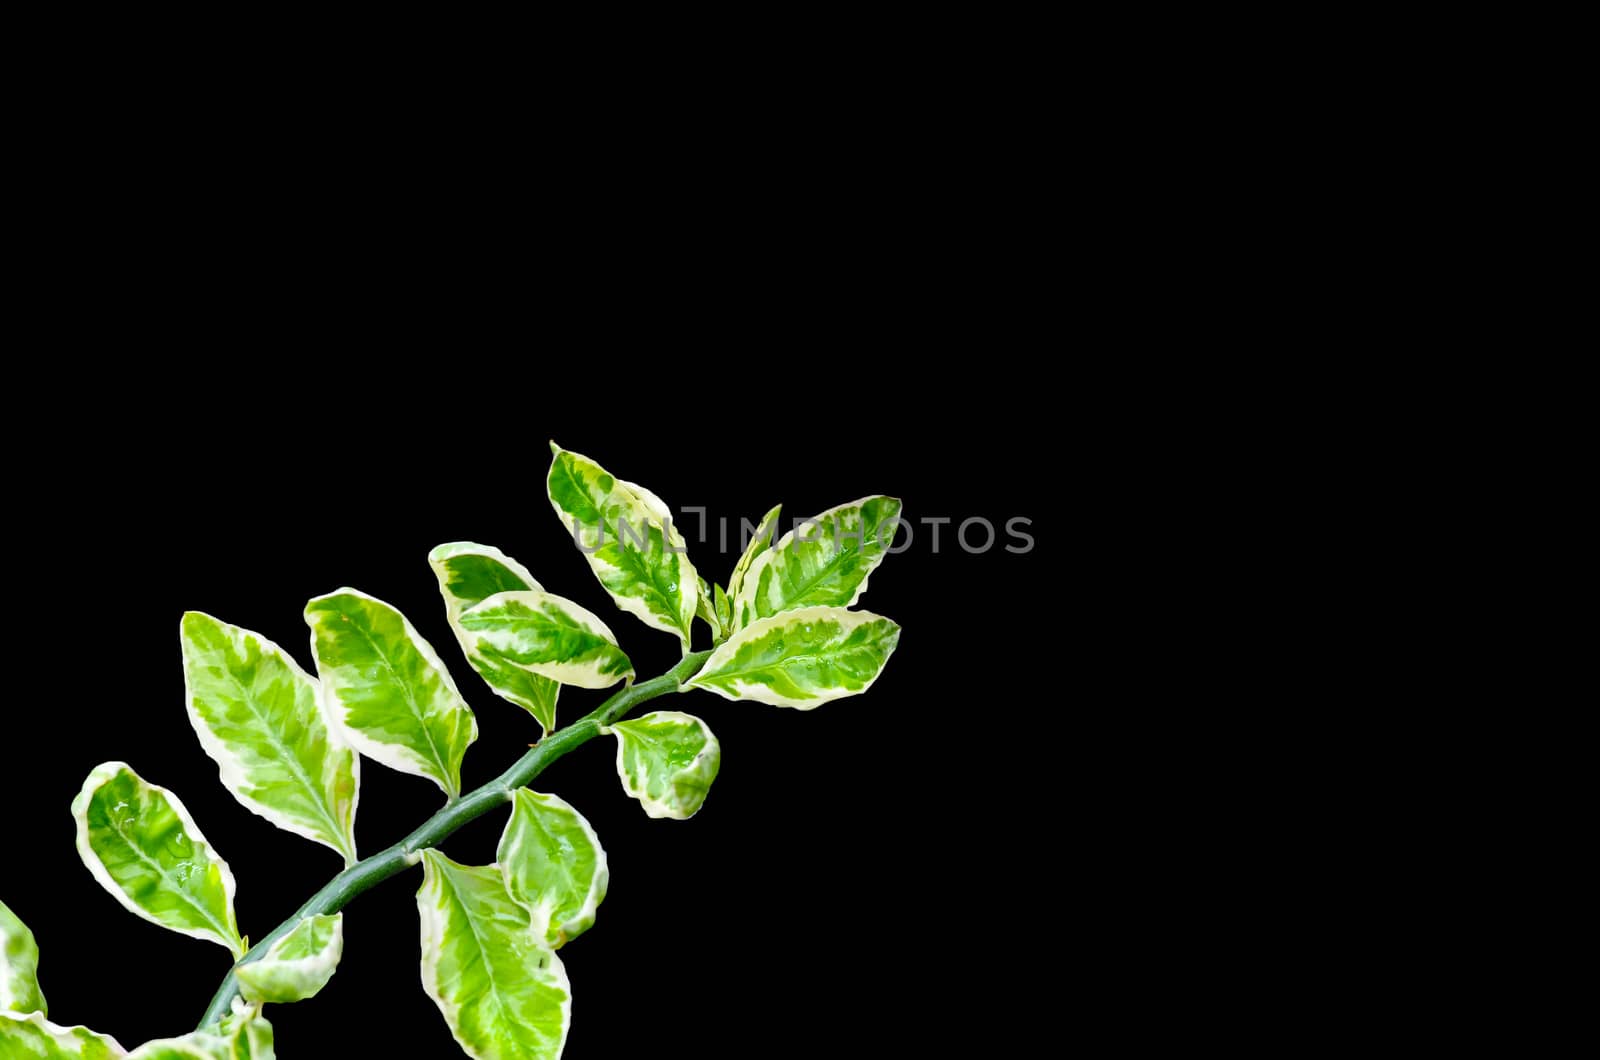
5, 400, 1055, 1056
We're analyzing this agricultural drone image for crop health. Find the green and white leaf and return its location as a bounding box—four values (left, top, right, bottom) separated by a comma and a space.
0, 899, 45, 1017
214, 1004, 273, 1060
498, 790, 608, 948
0, 1011, 124, 1058
695, 575, 724, 641
732, 496, 901, 628
235, 913, 343, 1005
428, 542, 561, 734
457, 590, 633, 689
547, 444, 699, 645
196, 1001, 274, 1060
72, 763, 244, 957
180, 613, 359, 866
726, 503, 782, 619
688, 606, 901, 709
417, 851, 570, 1060
305, 589, 479, 799
606, 712, 721, 820
127, 1001, 273, 1059
713, 582, 732, 633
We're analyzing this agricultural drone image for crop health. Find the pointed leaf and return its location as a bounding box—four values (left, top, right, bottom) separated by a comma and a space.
304, 589, 479, 799
713, 582, 732, 633
72, 763, 244, 957
0, 899, 45, 1017
180, 613, 359, 866
417, 851, 570, 1060
457, 591, 632, 689
428, 542, 560, 734
607, 712, 721, 820
732, 497, 900, 628
546, 444, 698, 644
689, 606, 900, 709
498, 791, 608, 948
235, 913, 343, 1004
695, 575, 724, 641
725, 503, 782, 608
0, 1011, 124, 1058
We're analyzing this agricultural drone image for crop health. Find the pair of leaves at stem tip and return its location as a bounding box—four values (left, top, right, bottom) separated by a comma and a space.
685, 495, 904, 708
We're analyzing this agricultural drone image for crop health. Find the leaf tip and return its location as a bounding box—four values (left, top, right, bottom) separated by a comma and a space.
75, 760, 130, 798
303, 586, 368, 617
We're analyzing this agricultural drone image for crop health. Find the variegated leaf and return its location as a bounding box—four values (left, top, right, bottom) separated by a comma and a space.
606, 712, 721, 820
695, 575, 724, 641
417, 851, 570, 1060
732, 496, 900, 627
725, 503, 781, 610
0, 898, 45, 1017
304, 589, 479, 799
713, 582, 732, 633
688, 606, 900, 709
180, 612, 359, 866
456, 590, 633, 689
428, 542, 561, 734
235, 913, 343, 1004
0, 1011, 124, 1058
499, 790, 608, 948
547, 444, 698, 645
72, 763, 244, 957
213, 1002, 274, 1060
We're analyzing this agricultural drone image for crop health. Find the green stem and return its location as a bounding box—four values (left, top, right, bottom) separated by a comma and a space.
198, 649, 712, 1029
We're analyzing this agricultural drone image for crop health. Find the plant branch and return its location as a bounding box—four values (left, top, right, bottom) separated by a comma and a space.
198, 649, 713, 1029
